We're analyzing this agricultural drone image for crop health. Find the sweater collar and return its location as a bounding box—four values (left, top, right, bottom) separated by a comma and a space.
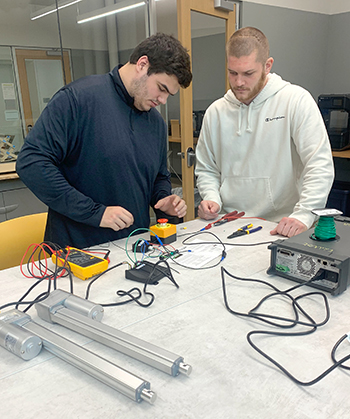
110, 65, 135, 108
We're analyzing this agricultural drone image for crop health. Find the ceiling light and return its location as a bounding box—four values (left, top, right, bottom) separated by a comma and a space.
31, 0, 82, 21
77, 0, 145, 24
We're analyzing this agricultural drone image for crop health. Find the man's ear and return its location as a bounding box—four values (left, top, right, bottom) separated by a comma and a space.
136, 55, 149, 73
265, 57, 274, 75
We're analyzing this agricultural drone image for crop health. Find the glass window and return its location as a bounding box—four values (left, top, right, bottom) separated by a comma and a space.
0, 46, 24, 171
0, 0, 150, 174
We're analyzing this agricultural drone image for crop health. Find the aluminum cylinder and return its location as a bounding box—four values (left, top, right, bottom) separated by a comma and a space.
0, 321, 42, 360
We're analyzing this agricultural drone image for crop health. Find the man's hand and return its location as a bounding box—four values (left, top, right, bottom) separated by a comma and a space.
154, 194, 187, 218
100, 206, 134, 231
198, 200, 220, 220
270, 217, 307, 238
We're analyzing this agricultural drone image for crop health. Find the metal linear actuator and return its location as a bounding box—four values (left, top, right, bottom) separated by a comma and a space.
35, 289, 192, 377
0, 309, 155, 404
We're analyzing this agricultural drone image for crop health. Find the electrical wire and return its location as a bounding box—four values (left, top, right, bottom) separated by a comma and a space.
1, 242, 77, 313
331, 333, 350, 370
169, 230, 227, 270
54, 0, 66, 85
247, 330, 350, 386
220, 266, 350, 386
124, 227, 164, 265
85, 258, 178, 308
116, 259, 179, 308
110, 241, 125, 251
84, 262, 127, 300
313, 216, 337, 240
2, 236, 178, 313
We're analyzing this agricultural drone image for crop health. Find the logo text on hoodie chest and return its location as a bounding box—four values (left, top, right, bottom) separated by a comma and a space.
265, 115, 285, 123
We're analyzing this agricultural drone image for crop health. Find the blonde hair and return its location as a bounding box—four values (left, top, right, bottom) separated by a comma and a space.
226, 27, 269, 64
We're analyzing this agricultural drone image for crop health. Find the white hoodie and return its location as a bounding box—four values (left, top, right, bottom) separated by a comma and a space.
195, 73, 334, 228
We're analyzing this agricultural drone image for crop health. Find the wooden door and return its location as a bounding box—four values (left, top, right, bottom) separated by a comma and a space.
177, 0, 236, 221
15, 49, 71, 134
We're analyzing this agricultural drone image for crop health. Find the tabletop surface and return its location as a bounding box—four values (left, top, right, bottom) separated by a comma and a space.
1, 218, 350, 419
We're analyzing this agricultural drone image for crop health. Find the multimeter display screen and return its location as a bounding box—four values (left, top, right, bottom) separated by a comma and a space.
66, 250, 103, 267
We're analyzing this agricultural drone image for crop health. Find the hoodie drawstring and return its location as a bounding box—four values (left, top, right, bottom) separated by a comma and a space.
246, 104, 253, 133
236, 103, 253, 135
236, 104, 243, 136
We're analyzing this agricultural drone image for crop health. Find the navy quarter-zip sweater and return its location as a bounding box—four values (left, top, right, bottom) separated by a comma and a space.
16, 66, 171, 249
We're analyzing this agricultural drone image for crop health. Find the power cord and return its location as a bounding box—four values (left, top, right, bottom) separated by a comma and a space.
85, 259, 179, 308
170, 230, 227, 270
221, 266, 350, 385
331, 333, 350, 370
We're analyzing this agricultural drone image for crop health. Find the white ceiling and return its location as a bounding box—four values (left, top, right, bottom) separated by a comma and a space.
241, 0, 350, 15
26, 0, 350, 17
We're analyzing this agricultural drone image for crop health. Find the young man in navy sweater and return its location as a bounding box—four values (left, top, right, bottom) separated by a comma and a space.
16, 33, 192, 249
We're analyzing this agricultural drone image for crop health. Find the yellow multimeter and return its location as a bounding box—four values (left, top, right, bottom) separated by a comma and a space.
52, 247, 108, 280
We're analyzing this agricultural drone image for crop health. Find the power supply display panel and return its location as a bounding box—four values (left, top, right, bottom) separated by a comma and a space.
267, 220, 350, 295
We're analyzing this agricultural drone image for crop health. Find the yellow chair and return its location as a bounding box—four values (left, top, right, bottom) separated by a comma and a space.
0, 212, 48, 270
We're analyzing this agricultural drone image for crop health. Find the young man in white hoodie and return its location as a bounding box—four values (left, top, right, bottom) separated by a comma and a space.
195, 27, 334, 238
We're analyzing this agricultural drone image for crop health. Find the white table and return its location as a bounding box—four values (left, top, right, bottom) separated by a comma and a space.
1, 218, 349, 419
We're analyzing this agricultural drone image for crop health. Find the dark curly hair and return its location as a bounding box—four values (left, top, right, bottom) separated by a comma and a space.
129, 33, 192, 88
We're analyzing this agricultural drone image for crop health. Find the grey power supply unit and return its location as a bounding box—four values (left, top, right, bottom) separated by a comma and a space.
267, 219, 350, 295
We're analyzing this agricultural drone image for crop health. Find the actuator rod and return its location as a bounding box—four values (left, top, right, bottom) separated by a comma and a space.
1, 309, 156, 404
35, 289, 192, 377
54, 308, 191, 376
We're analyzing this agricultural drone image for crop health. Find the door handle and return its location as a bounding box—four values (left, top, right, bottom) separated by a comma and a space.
0, 204, 19, 214
177, 148, 196, 168
187, 147, 196, 168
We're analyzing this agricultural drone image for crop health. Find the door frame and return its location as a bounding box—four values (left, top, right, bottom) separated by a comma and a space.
15, 48, 72, 134
177, 0, 236, 221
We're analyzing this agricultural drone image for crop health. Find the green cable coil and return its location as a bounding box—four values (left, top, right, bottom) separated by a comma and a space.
313, 216, 337, 240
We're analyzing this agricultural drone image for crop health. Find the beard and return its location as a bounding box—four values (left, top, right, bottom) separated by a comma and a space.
231, 70, 267, 104
130, 74, 149, 111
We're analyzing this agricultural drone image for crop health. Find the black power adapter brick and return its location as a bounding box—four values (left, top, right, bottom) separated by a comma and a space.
125, 260, 169, 284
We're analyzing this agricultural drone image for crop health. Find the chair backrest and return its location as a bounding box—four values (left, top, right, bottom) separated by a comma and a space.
0, 212, 48, 270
